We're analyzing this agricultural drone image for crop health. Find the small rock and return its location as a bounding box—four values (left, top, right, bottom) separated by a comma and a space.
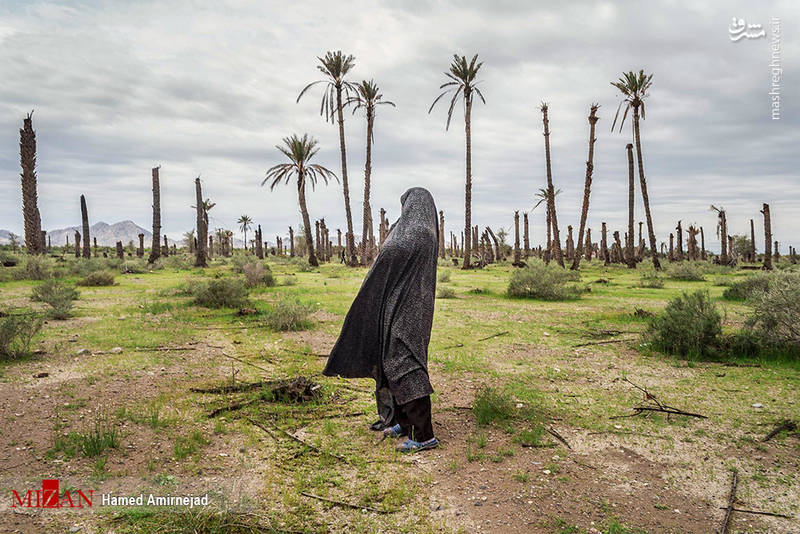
751, 403, 763, 408
69, 526, 81, 533
33, 372, 49, 379
76, 348, 90, 356
474, 501, 482, 507
109, 347, 123, 354
543, 469, 551, 475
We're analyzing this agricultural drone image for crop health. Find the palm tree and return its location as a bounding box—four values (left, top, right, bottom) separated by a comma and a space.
346, 79, 395, 266
533, 187, 561, 263
237, 215, 253, 251
625, 143, 636, 268
262, 134, 336, 267
711, 205, 728, 264
297, 51, 358, 266
571, 104, 599, 270
612, 70, 660, 269
192, 177, 207, 267
20, 111, 43, 254
148, 166, 161, 264
429, 54, 486, 269
540, 103, 564, 267
80, 194, 91, 259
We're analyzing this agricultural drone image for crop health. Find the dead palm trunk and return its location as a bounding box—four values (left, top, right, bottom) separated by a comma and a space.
762, 203, 772, 270
298, 173, 318, 266
541, 104, 564, 267
334, 86, 357, 266
676, 220, 684, 261
148, 166, 161, 264
571, 104, 599, 270
74, 231, 81, 258
625, 143, 636, 268
20, 112, 43, 254
523, 213, 530, 259
632, 106, 660, 269
584, 228, 592, 261
700, 227, 706, 260
750, 218, 756, 262
601, 222, 610, 265
439, 211, 446, 259
289, 227, 295, 257
462, 88, 474, 269
194, 177, 207, 267
486, 227, 501, 261
513, 211, 522, 266
80, 194, 91, 259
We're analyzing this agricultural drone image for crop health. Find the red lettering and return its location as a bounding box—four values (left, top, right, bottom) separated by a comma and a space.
42, 479, 59, 508
76, 489, 93, 508
11, 490, 32, 508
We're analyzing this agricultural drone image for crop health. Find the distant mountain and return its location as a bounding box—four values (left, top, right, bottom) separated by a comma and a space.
46, 221, 152, 247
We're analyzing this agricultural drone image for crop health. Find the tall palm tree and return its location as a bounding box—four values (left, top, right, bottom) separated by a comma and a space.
346, 79, 395, 266
262, 134, 336, 267
297, 51, 358, 266
20, 111, 43, 254
429, 54, 486, 269
237, 215, 253, 251
80, 194, 91, 259
148, 166, 162, 264
571, 104, 599, 270
540, 103, 564, 267
625, 143, 636, 268
612, 70, 660, 269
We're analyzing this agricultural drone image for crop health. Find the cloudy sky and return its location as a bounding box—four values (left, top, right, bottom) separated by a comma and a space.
0, 0, 796, 252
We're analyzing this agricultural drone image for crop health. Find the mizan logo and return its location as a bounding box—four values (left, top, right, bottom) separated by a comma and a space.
11, 479, 93, 509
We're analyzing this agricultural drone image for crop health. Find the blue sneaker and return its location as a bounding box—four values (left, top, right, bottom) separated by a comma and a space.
383, 424, 406, 439
396, 438, 439, 453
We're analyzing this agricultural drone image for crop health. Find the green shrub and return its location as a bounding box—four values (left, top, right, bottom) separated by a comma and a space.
120, 259, 148, 274
638, 268, 665, 288
282, 275, 298, 286
242, 262, 275, 287
746, 272, 800, 347
722, 273, 772, 301
0, 315, 43, 360
263, 298, 313, 331
31, 280, 79, 320
68, 257, 115, 277
14, 255, 53, 280
437, 286, 456, 299
192, 279, 249, 308
507, 260, 582, 300
438, 270, 451, 283
645, 290, 721, 358
160, 255, 192, 270
666, 262, 704, 281
473, 386, 515, 426
51, 416, 119, 458
78, 271, 116, 286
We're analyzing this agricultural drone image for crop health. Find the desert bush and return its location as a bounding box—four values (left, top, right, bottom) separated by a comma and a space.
746, 272, 800, 347
666, 262, 704, 281
645, 290, 721, 358
638, 268, 665, 288
722, 273, 771, 301
281, 275, 297, 286
437, 286, 456, 299
14, 255, 53, 280
68, 258, 112, 277
120, 259, 148, 274
192, 279, 249, 308
230, 253, 259, 274
31, 280, 79, 320
0, 314, 43, 360
287, 256, 314, 272
242, 262, 275, 288
77, 271, 115, 286
263, 298, 313, 331
160, 255, 193, 270
438, 270, 451, 283
0, 250, 19, 266
473, 386, 515, 426
507, 260, 582, 300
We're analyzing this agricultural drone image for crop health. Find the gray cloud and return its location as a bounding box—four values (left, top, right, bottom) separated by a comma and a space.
0, 0, 796, 252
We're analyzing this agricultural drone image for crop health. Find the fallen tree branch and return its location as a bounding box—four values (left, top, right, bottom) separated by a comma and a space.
716, 506, 792, 520
300, 491, 393, 514
208, 398, 259, 417
220, 352, 273, 375
720, 469, 738, 534
441, 342, 464, 350
191, 380, 273, 394
547, 427, 572, 450
478, 331, 509, 342
245, 417, 348, 462
572, 338, 635, 348
611, 406, 707, 419
763, 419, 797, 442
